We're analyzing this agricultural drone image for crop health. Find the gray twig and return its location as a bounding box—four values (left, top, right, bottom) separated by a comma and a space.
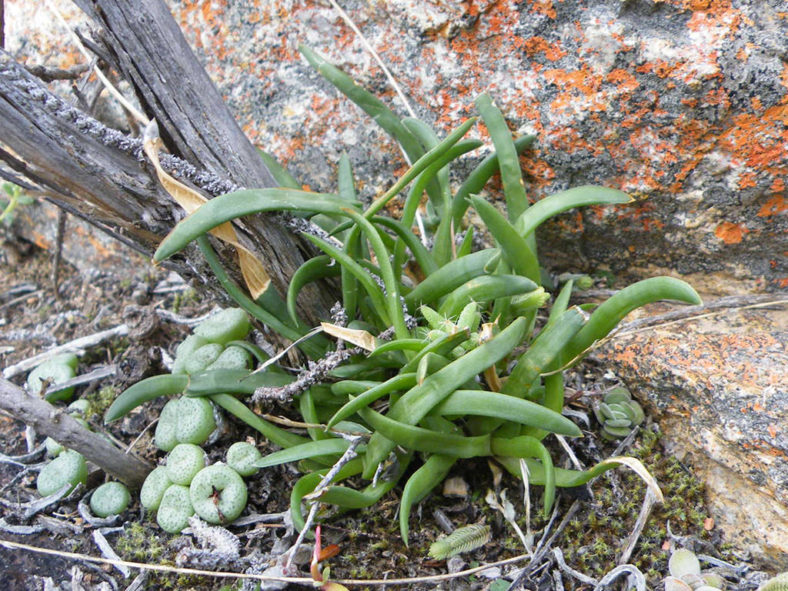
593, 564, 646, 591
2, 324, 129, 379
618, 488, 658, 565
93, 528, 130, 578
552, 548, 597, 585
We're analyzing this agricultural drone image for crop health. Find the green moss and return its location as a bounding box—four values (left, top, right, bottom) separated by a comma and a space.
553, 427, 728, 589
85, 385, 118, 419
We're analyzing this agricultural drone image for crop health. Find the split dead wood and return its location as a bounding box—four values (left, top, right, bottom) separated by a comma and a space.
0, 378, 151, 488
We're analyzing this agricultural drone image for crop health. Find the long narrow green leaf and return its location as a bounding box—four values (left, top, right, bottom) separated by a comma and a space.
470, 195, 540, 283
154, 189, 353, 262
400, 330, 470, 373
434, 390, 581, 436
337, 153, 357, 202
404, 249, 497, 308
303, 233, 391, 326
364, 118, 478, 218
358, 406, 491, 458
452, 135, 536, 225
327, 373, 418, 429
475, 93, 529, 223
210, 393, 307, 449
299, 45, 425, 163
558, 277, 702, 366
255, 438, 353, 468
342, 208, 408, 338
503, 306, 586, 397
104, 374, 188, 423
521, 372, 565, 440
289, 459, 364, 532
257, 150, 302, 189
515, 186, 632, 239
400, 454, 455, 545
372, 216, 438, 277
363, 317, 528, 478
186, 369, 293, 396
403, 117, 450, 212
490, 435, 556, 517
287, 255, 342, 322
438, 275, 538, 318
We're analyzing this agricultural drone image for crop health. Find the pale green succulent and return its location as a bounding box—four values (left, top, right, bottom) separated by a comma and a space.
593, 386, 645, 440
90, 481, 131, 517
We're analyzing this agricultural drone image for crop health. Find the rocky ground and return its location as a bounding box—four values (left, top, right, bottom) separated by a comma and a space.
0, 223, 780, 591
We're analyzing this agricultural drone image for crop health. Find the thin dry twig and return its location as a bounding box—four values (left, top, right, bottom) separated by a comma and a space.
93, 528, 131, 578
552, 548, 597, 585
2, 324, 129, 379
593, 564, 646, 590
0, 538, 538, 586
618, 488, 659, 565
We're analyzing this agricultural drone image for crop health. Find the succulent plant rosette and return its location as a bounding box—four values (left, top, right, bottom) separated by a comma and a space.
105, 46, 701, 544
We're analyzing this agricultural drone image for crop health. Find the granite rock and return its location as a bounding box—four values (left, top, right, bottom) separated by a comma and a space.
594, 300, 788, 569
160, 0, 787, 290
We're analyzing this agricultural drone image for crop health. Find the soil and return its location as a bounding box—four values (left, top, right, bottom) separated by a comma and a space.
0, 236, 766, 591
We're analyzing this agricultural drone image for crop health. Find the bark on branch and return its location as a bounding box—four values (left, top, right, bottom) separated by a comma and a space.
0, 378, 152, 489
0, 0, 337, 323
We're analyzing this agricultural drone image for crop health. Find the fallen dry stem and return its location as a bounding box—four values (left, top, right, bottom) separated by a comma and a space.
0, 538, 538, 586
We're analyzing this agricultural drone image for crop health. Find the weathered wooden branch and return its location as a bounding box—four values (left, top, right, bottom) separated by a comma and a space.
0, 0, 337, 323
0, 378, 151, 489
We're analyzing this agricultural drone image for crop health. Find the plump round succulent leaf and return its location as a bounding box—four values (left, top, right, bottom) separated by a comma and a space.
154, 398, 181, 452
156, 484, 194, 533
175, 397, 216, 445
669, 548, 701, 578
27, 359, 77, 402
45, 436, 65, 457
663, 577, 693, 591
190, 463, 247, 524
37, 450, 87, 496
226, 442, 261, 477
193, 308, 251, 345
171, 334, 208, 374
67, 399, 90, 416
90, 482, 131, 517
166, 443, 206, 486
140, 466, 173, 511
758, 573, 788, 591
183, 343, 224, 375
603, 386, 632, 405
205, 346, 252, 371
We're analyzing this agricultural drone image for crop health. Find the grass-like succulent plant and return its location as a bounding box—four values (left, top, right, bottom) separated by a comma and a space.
106, 46, 701, 544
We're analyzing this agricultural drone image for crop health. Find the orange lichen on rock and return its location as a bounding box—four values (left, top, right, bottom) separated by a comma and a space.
714, 222, 747, 244
758, 196, 786, 217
